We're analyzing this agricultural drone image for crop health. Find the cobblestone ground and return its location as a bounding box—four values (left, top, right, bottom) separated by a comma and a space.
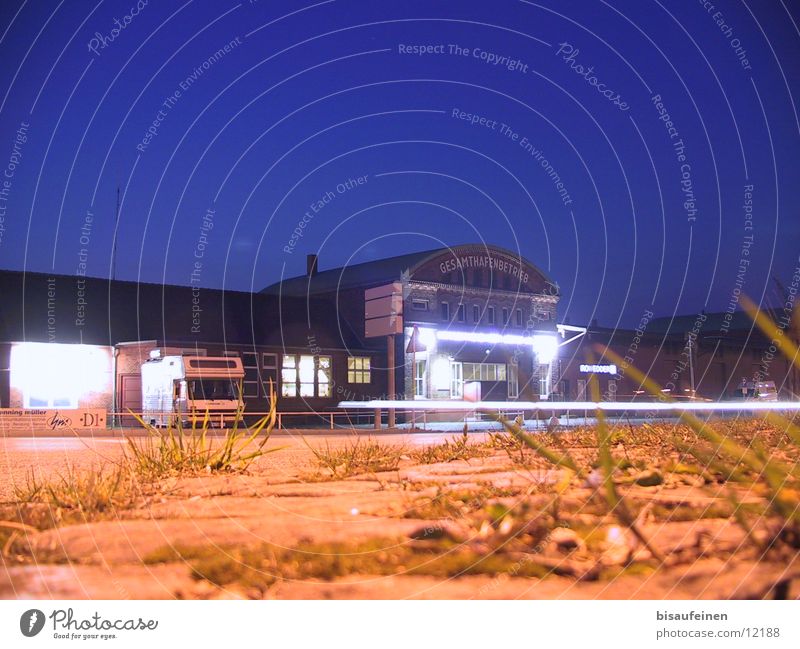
1, 429, 798, 600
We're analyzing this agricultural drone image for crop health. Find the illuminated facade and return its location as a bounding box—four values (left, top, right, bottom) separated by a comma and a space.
397, 245, 560, 401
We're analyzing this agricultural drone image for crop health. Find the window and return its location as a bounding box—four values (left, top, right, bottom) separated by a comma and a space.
537, 363, 549, 396
440, 302, 450, 321
26, 392, 76, 409
281, 354, 331, 397
487, 306, 496, 324
472, 305, 480, 322
577, 379, 587, 399
463, 362, 506, 382
411, 299, 428, 311
186, 358, 238, 370
299, 355, 315, 397
317, 356, 332, 396
188, 379, 237, 400
502, 308, 509, 325
457, 303, 465, 322
515, 309, 523, 326
281, 355, 297, 397
451, 362, 463, 398
347, 356, 371, 383
242, 352, 259, 397
414, 359, 427, 398
507, 362, 519, 398
262, 353, 278, 396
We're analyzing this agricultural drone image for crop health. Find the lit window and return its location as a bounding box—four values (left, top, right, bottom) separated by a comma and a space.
441, 302, 450, 321
414, 359, 427, 397
281, 355, 297, 397
508, 362, 519, 398
299, 355, 315, 397
347, 356, 371, 383
281, 354, 331, 397
451, 361, 463, 398
317, 356, 331, 397
462, 362, 506, 383
27, 392, 76, 409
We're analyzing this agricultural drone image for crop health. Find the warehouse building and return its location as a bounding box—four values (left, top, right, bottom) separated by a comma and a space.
263, 244, 562, 404
1, 243, 796, 429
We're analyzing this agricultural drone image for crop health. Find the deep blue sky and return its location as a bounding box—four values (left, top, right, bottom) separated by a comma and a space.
0, 0, 798, 328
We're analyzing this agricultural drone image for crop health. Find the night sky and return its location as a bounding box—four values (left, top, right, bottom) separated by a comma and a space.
0, 0, 798, 328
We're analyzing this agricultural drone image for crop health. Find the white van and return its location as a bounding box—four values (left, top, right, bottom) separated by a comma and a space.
754, 380, 778, 401
141, 355, 245, 427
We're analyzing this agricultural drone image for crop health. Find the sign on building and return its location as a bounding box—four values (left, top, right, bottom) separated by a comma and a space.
365, 282, 403, 337
0, 408, 107, 432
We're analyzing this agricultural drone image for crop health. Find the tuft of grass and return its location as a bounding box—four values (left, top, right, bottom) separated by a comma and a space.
489, 416, 583, 476
307, 437, 405, 479
5, 386, 280, 544
13, 464, 141, 515
126, 384, 279, 480
411, 426, 492, 464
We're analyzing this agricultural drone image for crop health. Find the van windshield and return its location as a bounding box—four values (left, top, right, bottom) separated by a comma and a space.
188, 379, 238, 400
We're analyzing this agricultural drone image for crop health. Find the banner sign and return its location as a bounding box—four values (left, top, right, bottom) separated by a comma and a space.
365, 282, 403, 337
0, 408, 107, 432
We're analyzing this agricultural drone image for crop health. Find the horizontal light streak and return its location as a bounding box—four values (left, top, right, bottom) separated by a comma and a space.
436, 330, 536, 345
339, 400, 800, 412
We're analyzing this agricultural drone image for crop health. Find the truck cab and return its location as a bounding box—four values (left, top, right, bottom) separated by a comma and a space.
141, 354, 245, 427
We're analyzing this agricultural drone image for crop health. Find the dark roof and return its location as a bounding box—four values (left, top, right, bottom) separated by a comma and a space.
646, 311, 757, 336
262, 244, 560, 297
262, 248, 444, 296
0, 270, 367, 350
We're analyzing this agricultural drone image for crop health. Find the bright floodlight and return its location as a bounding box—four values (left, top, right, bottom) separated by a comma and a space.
531, 334, 558, 363
10, 342, 111, 408
430, 356, 451, 390
435, 330, 560, 363
416, 327, 437, 350
436, 330, 529, 345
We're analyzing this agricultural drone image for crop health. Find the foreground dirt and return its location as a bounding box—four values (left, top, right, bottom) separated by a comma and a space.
1, 429, 799, 600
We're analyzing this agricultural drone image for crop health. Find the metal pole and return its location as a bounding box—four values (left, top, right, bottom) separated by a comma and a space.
412, 342, 416, 428
688, 334, 696, 399
387, 334, 396, 428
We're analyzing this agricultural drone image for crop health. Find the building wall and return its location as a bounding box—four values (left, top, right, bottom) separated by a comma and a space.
558, 327, 799, 401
